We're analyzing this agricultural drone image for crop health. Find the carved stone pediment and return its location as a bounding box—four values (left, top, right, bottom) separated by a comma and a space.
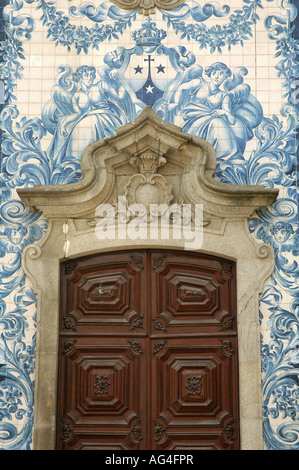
109, 0, 185, 16
18, 106, 278, 230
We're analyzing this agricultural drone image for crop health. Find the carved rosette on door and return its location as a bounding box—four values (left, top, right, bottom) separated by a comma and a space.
56, 250, 240, 449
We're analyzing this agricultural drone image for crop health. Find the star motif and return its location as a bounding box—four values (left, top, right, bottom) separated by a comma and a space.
145, 85, 154, 94
134, 65, 143, 74
157, 64, 165, 74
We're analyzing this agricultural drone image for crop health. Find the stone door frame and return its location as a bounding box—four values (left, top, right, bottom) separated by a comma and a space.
18, 108, 278, 449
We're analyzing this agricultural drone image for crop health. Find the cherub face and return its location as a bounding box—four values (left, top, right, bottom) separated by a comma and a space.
272, 222, 294, 243
5, 224, 28, 245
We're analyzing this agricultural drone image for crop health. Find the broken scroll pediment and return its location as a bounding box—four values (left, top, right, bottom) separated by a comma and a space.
17, 107, 278, 232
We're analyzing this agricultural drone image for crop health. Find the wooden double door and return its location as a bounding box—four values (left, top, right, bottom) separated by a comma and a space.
56, 250, 240, 450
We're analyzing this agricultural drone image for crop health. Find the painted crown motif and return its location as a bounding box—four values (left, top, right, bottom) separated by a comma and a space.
132, 18, 167, 46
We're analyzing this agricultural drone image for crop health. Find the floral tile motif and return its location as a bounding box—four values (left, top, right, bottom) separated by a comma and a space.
0, 0, 298, 450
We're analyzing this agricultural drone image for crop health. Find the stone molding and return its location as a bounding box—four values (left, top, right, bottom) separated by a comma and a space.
109, 0, 185, 16
19, 106, 277, 222
18, 107, 279, 450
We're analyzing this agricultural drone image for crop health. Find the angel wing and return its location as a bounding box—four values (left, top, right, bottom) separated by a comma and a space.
42, 64, 78, 135
42, 85, 77, 135
229, 84, 263, 129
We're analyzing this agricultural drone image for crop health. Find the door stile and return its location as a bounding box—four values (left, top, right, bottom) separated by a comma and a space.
144, 250, 155, 450
136, 251, 150, 450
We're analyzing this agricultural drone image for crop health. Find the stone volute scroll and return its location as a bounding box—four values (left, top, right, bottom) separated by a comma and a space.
109, 1, 185, 16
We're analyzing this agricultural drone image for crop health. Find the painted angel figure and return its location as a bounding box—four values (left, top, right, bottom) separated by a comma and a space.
158, 62, 263, 165
42, 48, 143, 164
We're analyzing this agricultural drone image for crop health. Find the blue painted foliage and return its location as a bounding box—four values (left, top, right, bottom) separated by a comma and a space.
0, 0, 298, 449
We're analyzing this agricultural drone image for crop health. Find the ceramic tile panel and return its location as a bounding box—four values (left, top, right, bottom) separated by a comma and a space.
0, 0, 298, 450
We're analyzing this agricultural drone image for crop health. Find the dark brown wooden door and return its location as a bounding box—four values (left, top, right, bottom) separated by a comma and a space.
56, 250, 240, 450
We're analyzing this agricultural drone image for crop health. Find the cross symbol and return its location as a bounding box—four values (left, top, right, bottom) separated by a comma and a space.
144, 55, 154, 65
144, 55, 155, 74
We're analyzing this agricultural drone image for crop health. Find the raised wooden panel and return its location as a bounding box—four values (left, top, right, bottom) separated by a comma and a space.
56, 337, 147, 450
57, 250, 239, 450
60, 252, 147, 335
150, 251, 236, 336
151, 337, 239, 450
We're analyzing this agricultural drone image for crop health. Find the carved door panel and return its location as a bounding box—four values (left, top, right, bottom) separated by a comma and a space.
56, 337, 147, 450
151, 338, 239, 450
56, 250, 239, 450
150, 250, 236, 337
